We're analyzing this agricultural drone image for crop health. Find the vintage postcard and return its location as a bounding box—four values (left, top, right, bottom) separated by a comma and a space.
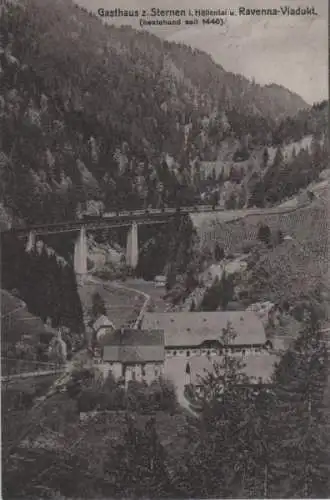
1, 0, 329, 498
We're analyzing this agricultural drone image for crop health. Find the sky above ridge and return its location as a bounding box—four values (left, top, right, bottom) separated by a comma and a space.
76, 0, 328, 104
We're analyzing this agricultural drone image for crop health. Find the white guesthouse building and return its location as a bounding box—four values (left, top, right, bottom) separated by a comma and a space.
94, 328, 165, 385
93, 311, 276, 388
140, 311, 275, 386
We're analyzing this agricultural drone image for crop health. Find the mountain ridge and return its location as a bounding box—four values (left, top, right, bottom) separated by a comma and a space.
0, 0, 322, 228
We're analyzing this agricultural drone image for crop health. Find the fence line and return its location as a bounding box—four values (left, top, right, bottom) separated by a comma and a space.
1, 357, 65, 380
1, 368, 65, 383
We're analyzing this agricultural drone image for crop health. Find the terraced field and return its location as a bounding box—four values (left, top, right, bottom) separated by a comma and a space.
244, 238, 327, 306
193, 197, 329, 315
199, 199, 329, 260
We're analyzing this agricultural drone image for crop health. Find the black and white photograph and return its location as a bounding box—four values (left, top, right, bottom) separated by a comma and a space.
0, 0, 329, 498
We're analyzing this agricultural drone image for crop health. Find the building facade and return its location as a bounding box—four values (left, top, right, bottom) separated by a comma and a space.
94, 328, 165, 386
94, 311, 276, 394
140, 311, 274, 387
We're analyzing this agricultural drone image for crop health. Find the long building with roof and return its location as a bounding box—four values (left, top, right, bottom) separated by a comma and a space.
139, 311, 275, 391
140, 311, 271, 352
94, 311, 276, 390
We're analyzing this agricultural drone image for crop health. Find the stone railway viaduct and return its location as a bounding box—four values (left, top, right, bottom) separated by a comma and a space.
2, 201, 322, 281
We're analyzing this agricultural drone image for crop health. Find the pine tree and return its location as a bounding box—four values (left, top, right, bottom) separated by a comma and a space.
219, 271, 234, 310
200, 272, 234, 312
262, 147, 269, 169
181, 324, 273, 498
165, 266, 177, 291
273, 146, 284, 167
269, 310, 330, 498
211, 166, 216, 181
2, 235, 83, 333
60, 264, 83, 331
200, 279, 220, 311
115, 415, 172, 498
91, 292, 106, 320
214, 243, 225, 262
225, 192, 237, 210
248, 180, 265, 208
276, 229, 284, 245
257, 223, 271, 246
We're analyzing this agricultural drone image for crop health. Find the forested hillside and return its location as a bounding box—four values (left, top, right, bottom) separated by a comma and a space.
0, 0, 314, 227
1, 234, 83, 332
248, 101, 328, 207
273, 100, 328, 145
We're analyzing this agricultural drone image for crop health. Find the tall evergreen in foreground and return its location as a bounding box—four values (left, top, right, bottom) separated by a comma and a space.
175, 324, 274, 498
100, 415, 172, 499
269, 309, 330, 498
175, 314, 330, 498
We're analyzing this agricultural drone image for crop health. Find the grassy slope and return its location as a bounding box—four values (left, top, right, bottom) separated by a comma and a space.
1, 289, 55, 346
78, 278, 145, 329
195, 197, 329, 311
202, 199, 328, 258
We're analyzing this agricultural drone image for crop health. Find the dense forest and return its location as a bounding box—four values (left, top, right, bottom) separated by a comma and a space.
1, 233, 83, 332
1, 0, 326, 229
136, 215, 198, 279
248, 127, 328, 208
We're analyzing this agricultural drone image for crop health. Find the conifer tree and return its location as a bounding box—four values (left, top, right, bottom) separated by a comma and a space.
257, 223, 271, 246
181, 324, 273, 498
214, 243, 225, 262
91, 292, 106, 319
262, 147, 269, 169
269, 309, 330, 498
2, 236, 83, 333
114, 415, 172, 498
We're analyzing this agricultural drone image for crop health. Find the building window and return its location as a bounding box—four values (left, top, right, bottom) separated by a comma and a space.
173, 350, 177, 356
141, 365, 146, 377
187, 350, 190, 357
154, 366, 159, 377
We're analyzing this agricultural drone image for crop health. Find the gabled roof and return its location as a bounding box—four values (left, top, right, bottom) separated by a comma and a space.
100, 328, 164, 347
102, 328, 165, 363
140, 311, 266, 347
